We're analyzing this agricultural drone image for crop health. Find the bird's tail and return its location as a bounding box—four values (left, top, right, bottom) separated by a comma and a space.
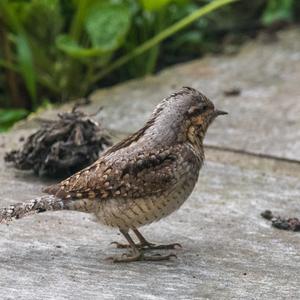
0, 195, 67, 224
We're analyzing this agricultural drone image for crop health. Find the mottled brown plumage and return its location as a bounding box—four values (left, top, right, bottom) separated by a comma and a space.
0, 87, 227, 262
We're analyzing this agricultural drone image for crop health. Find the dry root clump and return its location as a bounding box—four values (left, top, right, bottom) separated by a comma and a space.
5, 109, 112, 178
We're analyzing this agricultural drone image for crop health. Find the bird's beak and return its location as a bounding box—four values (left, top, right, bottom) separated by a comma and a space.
214, 109, 228, 117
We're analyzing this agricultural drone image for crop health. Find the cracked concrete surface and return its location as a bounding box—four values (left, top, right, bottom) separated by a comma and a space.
1, 27, 300, 299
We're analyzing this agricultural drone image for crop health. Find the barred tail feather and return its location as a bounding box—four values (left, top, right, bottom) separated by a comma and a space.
0, 195, 66, 224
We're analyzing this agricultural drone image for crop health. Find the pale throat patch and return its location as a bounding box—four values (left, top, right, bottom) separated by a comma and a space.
187, 125, 199, 145
192, 115, 204, 126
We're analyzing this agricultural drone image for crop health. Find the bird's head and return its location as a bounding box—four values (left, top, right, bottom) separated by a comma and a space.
183, 87, 227, 140
149, 87, 227, 148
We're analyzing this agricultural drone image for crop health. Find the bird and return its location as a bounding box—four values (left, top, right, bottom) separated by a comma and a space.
0, 87, 227, 263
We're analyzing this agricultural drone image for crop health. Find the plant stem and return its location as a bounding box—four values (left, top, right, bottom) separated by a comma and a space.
92, 0, 238, 84
145, 44, 159, 74
0, 19, 23, 108
144, 9, 165, 75
66, 0, 91, 98
70, 0, 89, 41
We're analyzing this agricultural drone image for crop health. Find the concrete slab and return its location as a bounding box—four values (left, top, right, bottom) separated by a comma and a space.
1, 130, 300, 300
2, 27, 300, 299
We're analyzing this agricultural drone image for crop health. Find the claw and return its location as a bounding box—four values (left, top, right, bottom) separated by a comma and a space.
142, 252, 177, 261
143, 242, 182, 250
105, 256, 114, 261
106, 251, 177, 263
110, 241, 131, 249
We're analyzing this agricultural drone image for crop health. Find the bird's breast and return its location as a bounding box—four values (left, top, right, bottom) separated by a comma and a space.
94, 154, 200, 230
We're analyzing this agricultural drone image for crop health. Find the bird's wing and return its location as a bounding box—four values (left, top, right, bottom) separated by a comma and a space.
43, 145, 183, 201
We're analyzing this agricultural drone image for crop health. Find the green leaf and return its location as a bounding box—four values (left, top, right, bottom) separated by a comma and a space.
262, 0, 294, 26
56, 34, 108, 58
139, 0, 172, 12
85, 2, 131, 51
0, 108, 28, 132
58, 2, 132, 58
16, 34, 37, 106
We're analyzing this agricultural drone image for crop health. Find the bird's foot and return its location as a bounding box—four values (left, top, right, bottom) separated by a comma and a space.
111, 241, 182, 250
106, 251, 177, 263
142, 242, 182, 250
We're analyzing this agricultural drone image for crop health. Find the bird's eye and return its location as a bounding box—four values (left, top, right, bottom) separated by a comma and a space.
188, 106, 205, 117
202, 104, 209, 111
188, 104, 211, 117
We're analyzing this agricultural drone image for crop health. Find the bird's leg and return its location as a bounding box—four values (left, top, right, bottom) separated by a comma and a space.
111, 228, 182, 250
108, 229, 177, 263
133, 228, 182, 250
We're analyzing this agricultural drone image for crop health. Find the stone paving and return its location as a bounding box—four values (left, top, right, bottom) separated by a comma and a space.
0, 27, 300, 299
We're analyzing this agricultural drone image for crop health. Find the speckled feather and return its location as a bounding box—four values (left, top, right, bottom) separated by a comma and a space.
44, 145, 185, 200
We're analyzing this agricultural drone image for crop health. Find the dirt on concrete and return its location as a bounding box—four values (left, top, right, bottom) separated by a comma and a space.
261, 210, 300, 231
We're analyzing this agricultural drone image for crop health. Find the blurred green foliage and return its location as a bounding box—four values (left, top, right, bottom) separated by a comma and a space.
262, 0, 295, 25
0, 0, 299, 131
0, 108, 28, 132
